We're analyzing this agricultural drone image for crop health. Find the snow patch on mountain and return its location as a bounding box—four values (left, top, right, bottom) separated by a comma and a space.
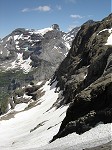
64, 41, 71, 49
7, 50, 10, 56
7, 36, 12, 42
23, 94, 32, 99
16, 44, 20, 50
15, 41, 19, 45
36, 81, 43, 85
14, 35, 20, 41
0, 50, 3, 54
63, 27, 80, 48
105, 28, 112, 45
14, 103, 29, 112
4, 44, 7, 48
97, 29, 109, 35
34, 27, 53, 36
17, 34, 23, 40
97, 28, 112, 46
7, 53, 32, 73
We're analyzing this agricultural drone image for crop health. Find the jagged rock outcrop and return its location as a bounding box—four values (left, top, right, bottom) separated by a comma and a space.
51, 14, 112, 142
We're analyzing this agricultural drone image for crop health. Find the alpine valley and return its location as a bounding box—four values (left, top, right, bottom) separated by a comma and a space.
0, 14, 112, 150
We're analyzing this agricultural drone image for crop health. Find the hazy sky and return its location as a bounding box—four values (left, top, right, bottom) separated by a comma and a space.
0, 0, 111, 38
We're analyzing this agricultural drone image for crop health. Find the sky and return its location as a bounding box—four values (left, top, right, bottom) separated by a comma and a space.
0, 0, 111, 38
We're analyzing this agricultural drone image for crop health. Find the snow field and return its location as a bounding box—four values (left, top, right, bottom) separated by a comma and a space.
0, 81, 68, 150
7, 53, 32, 73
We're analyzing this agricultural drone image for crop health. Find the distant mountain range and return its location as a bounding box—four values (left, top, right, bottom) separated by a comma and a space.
0, 24, 79, 75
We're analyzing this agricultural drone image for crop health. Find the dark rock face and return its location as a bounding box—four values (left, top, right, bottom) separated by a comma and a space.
51, 14, 112, 141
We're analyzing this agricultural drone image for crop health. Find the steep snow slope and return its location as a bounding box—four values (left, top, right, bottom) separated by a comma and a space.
39, 123, 111, 150
0, 81, 68, 150
0, 81, 111, 150
62, 27, 80, 48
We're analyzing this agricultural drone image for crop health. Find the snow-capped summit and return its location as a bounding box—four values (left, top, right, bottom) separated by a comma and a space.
30, 27, 53, 36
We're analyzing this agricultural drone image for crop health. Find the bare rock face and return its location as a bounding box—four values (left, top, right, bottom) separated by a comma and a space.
51, 14, 112, 142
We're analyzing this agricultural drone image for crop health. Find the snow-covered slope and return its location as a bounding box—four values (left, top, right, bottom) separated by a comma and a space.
0, 81, 68, 150
0, 81, 111, 150
39, 123, 111, 150
7, 53, 32, 73
63, 27, 80, 48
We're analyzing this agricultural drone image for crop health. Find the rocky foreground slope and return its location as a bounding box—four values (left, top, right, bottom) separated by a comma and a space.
51, 14, 112, 141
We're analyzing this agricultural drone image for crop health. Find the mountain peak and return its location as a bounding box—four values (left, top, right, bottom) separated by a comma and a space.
51, 24, 60, 30
102, 13, 112, 21
83, 19, 95, 25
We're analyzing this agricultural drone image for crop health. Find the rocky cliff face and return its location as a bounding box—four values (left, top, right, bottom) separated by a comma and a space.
51, 14, 112, 141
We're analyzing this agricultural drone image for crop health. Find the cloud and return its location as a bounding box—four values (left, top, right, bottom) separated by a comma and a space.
21, 6, 51, 12
34, 6, 51, 12
56, 5, 62, 10
21, 8, 30, 12
70, 14, 83, 19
